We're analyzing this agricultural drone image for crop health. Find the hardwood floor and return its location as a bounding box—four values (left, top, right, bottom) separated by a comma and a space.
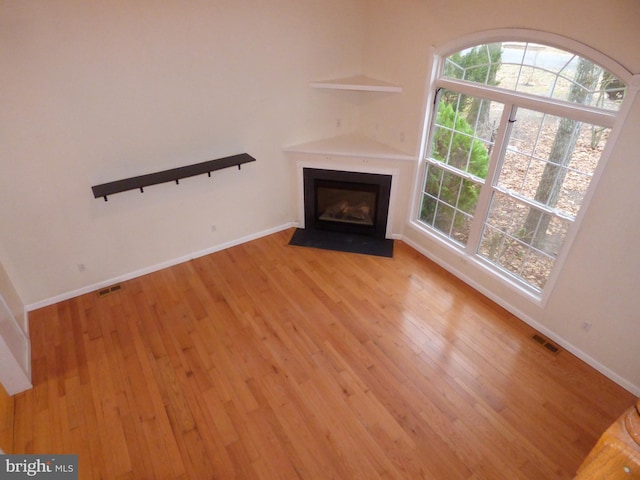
0, 382, 13, 453
13, 228, 635, 479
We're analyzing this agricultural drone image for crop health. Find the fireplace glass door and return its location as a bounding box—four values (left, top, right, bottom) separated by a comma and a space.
303, 168, 392, 239
317, 185, 376, 227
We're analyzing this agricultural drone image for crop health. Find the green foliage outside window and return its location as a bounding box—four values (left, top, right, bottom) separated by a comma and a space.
444, 43, 502, 85
420, 44, 501, 237
420, 102, 489, 230
431, 102, 489, 177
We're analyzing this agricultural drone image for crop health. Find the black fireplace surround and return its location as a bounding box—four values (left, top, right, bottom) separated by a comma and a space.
303, 168, 392, 239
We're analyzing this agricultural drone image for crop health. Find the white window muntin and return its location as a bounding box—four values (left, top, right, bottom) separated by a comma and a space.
421, 83, 614, 296
415, 31, 637, 304
436, 77, 617, 129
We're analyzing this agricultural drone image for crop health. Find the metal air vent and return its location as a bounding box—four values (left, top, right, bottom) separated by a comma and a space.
531, 333, 561, 355
97, 284, 123, 297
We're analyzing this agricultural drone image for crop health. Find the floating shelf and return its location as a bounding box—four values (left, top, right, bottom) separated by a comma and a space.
92, 153, 256, 201
309, 75, 402, 93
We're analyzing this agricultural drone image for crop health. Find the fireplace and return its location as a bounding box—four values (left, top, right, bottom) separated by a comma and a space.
303, 168, 392, 239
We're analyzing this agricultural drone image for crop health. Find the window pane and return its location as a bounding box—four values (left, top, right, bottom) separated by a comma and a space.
421, 91, 502, 247
444, 43, 503, 85
420, 195, 437, 225
496, 108, 610, 218
429, 90, 503, 178
435, 202, 455, 234
459, 178, 482, 215
419, 164, 479, 246
520, 250, 555, 291
425, 165, 443, 196
478, 191, 571, 291
444, 42, 626, 111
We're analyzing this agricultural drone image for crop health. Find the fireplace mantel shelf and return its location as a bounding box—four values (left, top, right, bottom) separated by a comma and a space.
285, 134, 414, 161
309, 75, 402, 93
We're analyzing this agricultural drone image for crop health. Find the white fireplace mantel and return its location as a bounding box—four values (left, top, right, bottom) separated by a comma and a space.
285, 133, 417, 239
284, 133, 414, 161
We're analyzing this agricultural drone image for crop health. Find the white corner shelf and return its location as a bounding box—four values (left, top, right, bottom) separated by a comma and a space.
284, 133, 414, 161
309, 75, 402, 93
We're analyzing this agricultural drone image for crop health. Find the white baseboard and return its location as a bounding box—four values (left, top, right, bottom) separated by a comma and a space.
26, 223, 296, 311
400, 234, 640, 397
24, 225, 639, 397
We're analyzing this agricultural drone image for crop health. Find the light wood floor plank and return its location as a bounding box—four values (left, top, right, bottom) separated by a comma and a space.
0, 381, 14, 453
11, 228, 636, 479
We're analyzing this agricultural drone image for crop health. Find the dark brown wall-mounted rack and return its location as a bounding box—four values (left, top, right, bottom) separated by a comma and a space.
91, 153, 256, 201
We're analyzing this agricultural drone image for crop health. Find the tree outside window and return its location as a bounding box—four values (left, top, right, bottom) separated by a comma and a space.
418, 41, 625, 293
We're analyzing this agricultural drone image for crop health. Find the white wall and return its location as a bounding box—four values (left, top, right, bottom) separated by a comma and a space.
360, 0, 640, 394
0, 0, 366, 305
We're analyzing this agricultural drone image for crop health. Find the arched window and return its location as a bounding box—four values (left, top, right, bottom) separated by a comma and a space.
416, 35, 632, 297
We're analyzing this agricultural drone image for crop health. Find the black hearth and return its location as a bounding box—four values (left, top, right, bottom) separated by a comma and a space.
289, 168, 394, 257
303, 168, 392, 239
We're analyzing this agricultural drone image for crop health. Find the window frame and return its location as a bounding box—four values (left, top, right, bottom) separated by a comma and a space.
411, 29, 637, 305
